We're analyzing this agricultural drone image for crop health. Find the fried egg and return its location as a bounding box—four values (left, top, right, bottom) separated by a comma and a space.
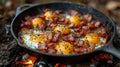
69, 16, 81, 25
20, 29, 46, 49
54, 25, 70, 34
55, 41, 73, 54
21, 34, 38, 49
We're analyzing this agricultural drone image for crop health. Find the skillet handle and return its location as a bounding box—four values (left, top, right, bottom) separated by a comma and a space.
102, 41, 120, 59
16, 4, 38, 16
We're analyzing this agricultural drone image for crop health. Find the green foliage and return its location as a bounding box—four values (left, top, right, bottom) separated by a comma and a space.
0, 0, 7, 5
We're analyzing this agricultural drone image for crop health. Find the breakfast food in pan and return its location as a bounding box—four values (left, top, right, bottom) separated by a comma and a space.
19, 9, 107, 55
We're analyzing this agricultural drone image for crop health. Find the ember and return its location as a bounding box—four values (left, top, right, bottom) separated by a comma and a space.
15, 53, 37, 66
54, 63, 66, 67
90, 53, 116, 67
91, 53, 111, 62
98, 53, 111, 59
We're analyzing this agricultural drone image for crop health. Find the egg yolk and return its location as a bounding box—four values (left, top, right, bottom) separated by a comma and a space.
69, 16, 80, 25
55, 41, 73, 54
44, 11, 56, 19
32, 18, 43, 27
84, 33, 100, 44
30, 33, 45, 42
54, 25, 70, 34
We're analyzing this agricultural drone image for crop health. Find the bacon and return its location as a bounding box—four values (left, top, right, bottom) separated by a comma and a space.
74, 40, 79, 46
53, 17, 58, 24
48, 17, 58, 24
68, 23, 74, 28
48, 18, 53, 25
52, 31, 61, 42
74, 32, 82, 37
20, 24, 24, 28
98, 28, 107, 37
88, 43, 95, 52
55, 10, 64, 14
79, 48, 87, 53
91, 20, 96, 24
36, 15, 45, 20
38, 23, 46, 30
74, 27, 81, 32
82, 26, 90, 35
94, 21, 101, 27
73, 47, 87, 53
25, 16, 32, 20
79, 19, 87, 26
69, 10, 79, 16
77, 40, 84, 47
82, 26, 89, 31
38, 42, 47, 50
68, 34, 75, 42
83, 14, 92, 22
47, 43, 55, 48
62, 36, 68, 41
48, 48, 56, 54
20, 21, 32, 28
47, 21, 57, 30
64, 18, 69, 24
73, 47, 80, 53
58, 17, 65, 22
74, 28, 80, 32
97, 27, 107, 38
47, 33, 53, 41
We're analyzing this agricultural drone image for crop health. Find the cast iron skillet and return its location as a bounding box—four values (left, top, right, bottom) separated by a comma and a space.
11, 2, 120, 63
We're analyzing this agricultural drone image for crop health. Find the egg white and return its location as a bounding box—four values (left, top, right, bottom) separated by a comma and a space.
21, 29, 42, 49
22, 34, 38, 49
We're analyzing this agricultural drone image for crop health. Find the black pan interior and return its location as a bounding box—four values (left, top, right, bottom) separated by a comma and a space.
11, 2, 115, 56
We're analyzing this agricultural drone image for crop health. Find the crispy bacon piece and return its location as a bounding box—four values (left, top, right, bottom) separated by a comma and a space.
47, 43, 55, 48
38, 42, 47, 50
36, 14, 45, 20
97, 27, 107, 38
62, 36, 68, 41
38, 23, 46, 30
88, 42, 95, 52
68, 34, 75, 42
58, 18, 65, 22
77, 40, 84, 47
94, 21, 101, 27
68, 23, 74, 28
73, 47, 87, 53
55, 10, 64, 14
83, 14, 92, 22
20, 21, 32, 28
52, 31, 61, 42
48, 48, 56, 54
69, 10, 80, 16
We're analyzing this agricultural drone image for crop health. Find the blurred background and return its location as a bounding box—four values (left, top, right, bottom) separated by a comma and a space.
0, 0, 120, 33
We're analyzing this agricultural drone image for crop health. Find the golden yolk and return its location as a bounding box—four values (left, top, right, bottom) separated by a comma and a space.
69, 16, 80, 25
54, 25, 70, 34
84, 33, 100, 44
29, 31, 52, 43
55, 41, 73, 54
30, 34, 45, 42
44, 11, 56, 19
32, 18, 43, 27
